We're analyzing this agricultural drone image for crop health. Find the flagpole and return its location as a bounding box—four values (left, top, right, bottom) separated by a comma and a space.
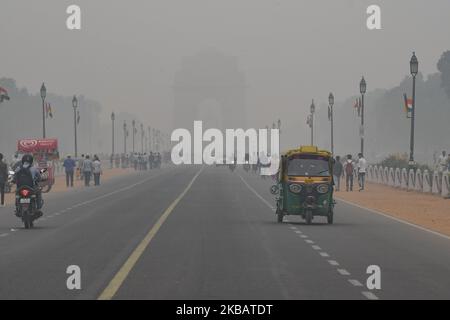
40, 83, 47, 138
72, 96, 78, 158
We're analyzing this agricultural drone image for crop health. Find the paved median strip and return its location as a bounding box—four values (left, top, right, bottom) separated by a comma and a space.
98, 167, 204, 300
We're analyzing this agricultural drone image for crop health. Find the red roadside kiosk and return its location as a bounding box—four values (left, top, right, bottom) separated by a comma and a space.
17, 138, 59, 193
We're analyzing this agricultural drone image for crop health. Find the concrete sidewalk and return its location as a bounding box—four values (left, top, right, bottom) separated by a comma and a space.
336, 181, 450, 237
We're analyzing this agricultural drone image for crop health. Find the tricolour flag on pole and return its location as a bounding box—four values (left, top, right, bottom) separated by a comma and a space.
46, 103, 53, 118
0, 86, 10, 102
403, 93, 412, 118
354, 98, 361, 117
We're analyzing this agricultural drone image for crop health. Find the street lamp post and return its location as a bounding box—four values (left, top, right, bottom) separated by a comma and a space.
123, 121, 128, 154
72, 95, 78, 158
132, 120, 136, 153
151, 133, 153, 152
409, 52, 419, 166
328, 93, 335, 154
140, 123, 144, 153
111, 112, 115, 157
310, 100, 315, 146
359, 77, 367, 155
40, 83, 47, 138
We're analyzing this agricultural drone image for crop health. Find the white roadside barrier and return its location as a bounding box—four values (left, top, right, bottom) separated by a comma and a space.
407, 169, 415, 191
395, 168, 402, 188
432, 171, 441, 195
384, 167, 389, 186
423, 170, 432, 193
414, 169, 423, 192
365, 164, 449, 199
441, 174, 450, 199
367, 166, 373, 182
378, 166, 384, 184
401, 168, 408, 190
388, 167, 395, 187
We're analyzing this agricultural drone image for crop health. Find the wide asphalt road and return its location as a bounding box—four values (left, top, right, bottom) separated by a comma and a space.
0, 165, 449, 300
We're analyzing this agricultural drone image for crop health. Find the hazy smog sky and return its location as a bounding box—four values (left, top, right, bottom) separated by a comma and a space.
1, 0, 450, 137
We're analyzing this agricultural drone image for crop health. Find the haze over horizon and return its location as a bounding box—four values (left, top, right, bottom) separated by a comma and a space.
1, 0, 450, 160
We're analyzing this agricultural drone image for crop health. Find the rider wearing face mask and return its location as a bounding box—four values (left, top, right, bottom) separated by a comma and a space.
14, 154, 43, 216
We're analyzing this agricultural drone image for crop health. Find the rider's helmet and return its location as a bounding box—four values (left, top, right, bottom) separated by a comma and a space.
21, 154, 34, 165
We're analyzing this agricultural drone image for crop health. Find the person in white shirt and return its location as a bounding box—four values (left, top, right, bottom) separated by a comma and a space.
357, 153, 367, 191
438, 150, 447, 172
92, 155, 102, 186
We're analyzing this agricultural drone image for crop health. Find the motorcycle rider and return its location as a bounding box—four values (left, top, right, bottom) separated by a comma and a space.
14, 154, 43, 217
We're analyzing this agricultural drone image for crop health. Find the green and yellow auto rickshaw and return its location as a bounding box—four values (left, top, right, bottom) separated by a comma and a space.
270, 146, 335, 224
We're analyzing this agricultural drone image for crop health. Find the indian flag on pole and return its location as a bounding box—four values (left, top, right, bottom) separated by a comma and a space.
46, 103, 53, 118
403, 93, 412, 118
0, 86, 10, 102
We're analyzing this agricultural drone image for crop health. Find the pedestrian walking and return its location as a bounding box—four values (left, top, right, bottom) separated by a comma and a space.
77, 154, 85, 180
0, 153, 8, 207
63, 154, 76, 187
447, 153, 450, 172
93, 155, 102, 186
333, 156, 343, 191
82, 155, 93, 186
438, 150, 448, 181
344, 154, 354, 192
149, 152, 154, 169
357, 153, 367, 191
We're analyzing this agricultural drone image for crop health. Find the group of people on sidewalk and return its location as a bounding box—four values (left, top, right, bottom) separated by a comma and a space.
63, 154, 103, 188
333, 153, 367, 192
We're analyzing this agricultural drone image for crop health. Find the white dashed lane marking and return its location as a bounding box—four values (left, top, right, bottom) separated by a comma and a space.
349, 279, 363, 287
362, 291, 379, 300
328, 260, 340, 266
0, 233, 9, 237
238, 173, 382, 300
337, 269, 351, 276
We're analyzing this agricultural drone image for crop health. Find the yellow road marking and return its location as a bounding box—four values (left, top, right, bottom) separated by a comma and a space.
98, 167, 204, 300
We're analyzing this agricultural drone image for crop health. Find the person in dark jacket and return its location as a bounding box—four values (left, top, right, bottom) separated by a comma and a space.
0, 153, 8, 207
63, 155, 76, 187
333, 155, 343, 191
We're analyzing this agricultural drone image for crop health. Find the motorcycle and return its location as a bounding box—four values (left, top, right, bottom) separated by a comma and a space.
15, 168, 47, 229
15, 186, 42, 229
4, 170, 15, 193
